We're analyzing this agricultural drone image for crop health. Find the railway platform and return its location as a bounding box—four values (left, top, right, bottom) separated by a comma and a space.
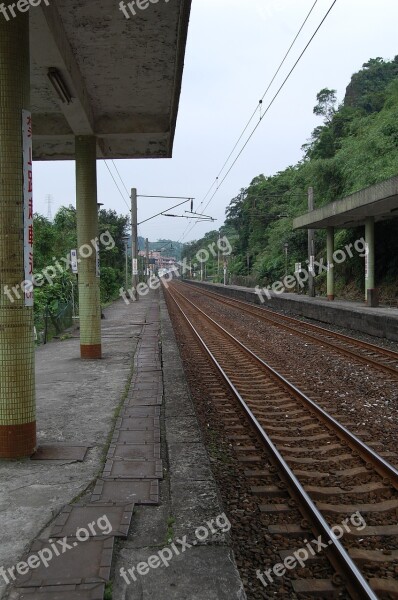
0, 290, 245, 600
187, 280, 398, 342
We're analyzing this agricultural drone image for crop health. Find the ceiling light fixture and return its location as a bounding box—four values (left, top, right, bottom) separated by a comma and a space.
47, 68, 72, 105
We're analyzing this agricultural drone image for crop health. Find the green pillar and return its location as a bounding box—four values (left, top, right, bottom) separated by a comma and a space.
326, 226, 334, 300
0, 8, 36, 458
365, 216, 375, 301
75, 136, 102, 359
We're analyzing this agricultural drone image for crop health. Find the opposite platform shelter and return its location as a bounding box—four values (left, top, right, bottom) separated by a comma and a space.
293, 176, 398, 303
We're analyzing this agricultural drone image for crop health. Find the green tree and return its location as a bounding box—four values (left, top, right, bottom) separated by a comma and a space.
97, 209, 129, 301
33, 206, 130, 337
313, 88, 337, 124
33, 214, 56, 271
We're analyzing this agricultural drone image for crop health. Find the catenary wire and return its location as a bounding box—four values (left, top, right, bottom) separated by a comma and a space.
179, 0, 337, 243
178, 0, 319, 242
104, 160, 131, 212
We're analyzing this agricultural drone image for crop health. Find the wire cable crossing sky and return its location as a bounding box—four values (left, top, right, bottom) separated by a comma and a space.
33, 0, 398, 243
179, 0, 338, 243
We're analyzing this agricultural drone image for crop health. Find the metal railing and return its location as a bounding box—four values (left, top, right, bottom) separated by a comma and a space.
35, 302, 74, 345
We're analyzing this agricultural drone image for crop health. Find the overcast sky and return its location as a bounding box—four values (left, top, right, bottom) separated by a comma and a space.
33, 0, 398, 245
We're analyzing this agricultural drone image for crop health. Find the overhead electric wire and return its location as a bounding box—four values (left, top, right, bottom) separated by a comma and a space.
104, 160, 131, 212
179, 179, 218, 241
104, 163, 199, 242
179, 0, 337, 243
104, 159, 197, 232
111, 159, 131, 198
202, 0, 338, 214
178, 0, 319, 243
138, 195, 194, 200
138, 199, 191, 226
163, 214, 214, 220
216, 0, 319, 181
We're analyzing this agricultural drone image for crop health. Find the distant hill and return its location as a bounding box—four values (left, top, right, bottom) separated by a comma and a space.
137, 237, 183, 260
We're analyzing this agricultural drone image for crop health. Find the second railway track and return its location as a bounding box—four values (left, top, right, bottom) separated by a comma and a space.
177, 281, 398, 378
165, 280, 398, 600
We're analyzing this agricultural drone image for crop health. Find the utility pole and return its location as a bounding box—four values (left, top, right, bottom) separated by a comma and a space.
308, 187, 316, 297
131, 188, 139, 301
126, 243, 129, 288
284, 243, 289, 277
123, 236, 129, 290
145, 237, 149, 278
217, 233, 220, 281
46, 194, 53, 221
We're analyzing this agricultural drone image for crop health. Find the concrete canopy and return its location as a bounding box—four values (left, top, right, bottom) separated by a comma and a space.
293, 176, 398, 229
30, 0, 191, 160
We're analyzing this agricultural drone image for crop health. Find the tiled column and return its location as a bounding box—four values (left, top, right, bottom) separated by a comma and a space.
326, 226, 335, 300
365, 217, 375, 301
75, 136, 102, 359
0, 8, 36, 458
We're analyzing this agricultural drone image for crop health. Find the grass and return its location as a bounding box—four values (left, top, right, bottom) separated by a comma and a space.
59, 333, 73, 341
104, 581, 113, 599
165, 516, 176, 544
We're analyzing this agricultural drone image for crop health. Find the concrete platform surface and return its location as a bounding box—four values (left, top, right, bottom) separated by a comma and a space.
0, 290, 245, 600
187, 281, 398, 342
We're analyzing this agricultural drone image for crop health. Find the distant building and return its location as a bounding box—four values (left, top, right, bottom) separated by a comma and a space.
138, 250, 178, 274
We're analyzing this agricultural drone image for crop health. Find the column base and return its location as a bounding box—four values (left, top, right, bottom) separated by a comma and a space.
327, 295, 335, 301
0, 422, 36, 459
80, 344, 102, 359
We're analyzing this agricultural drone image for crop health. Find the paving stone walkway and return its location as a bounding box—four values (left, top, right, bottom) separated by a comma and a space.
1, 290, 245, 600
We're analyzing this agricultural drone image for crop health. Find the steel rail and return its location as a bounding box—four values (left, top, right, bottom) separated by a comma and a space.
180, 281, 398, 376
166, 284, 379, 600
171, 284, 398, 485
185, 281, 398, 359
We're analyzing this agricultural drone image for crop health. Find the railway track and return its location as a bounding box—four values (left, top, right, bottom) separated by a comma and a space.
178, 281, 398, 378
165, 281, 398, 599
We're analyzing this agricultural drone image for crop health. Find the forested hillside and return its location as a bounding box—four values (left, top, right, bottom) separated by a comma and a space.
183, 57, 398, 301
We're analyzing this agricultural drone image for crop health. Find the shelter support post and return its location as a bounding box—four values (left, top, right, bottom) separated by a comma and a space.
0, 10, 36, 458
365, 216, 375, 302
308, 187, 316, 297
326, 226, 335, 301
75, 136, 102, 359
